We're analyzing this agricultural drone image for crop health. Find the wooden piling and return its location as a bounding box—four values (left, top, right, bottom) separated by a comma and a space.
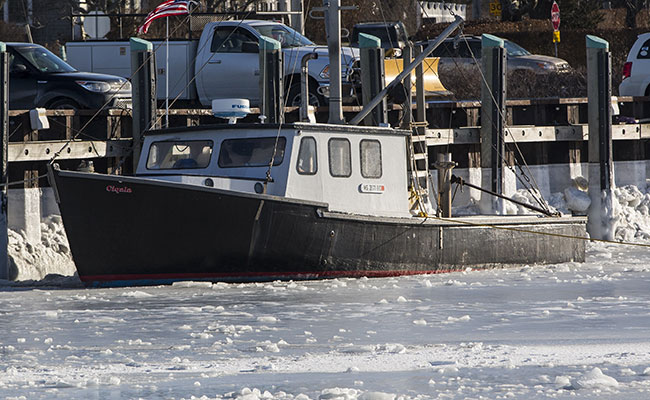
259, 36, 283, 124
0, 42, 7, 280
586, 35, 616, 241
359, 33, 387, 126
480, 34, 507, 213
130, 38, 156, 172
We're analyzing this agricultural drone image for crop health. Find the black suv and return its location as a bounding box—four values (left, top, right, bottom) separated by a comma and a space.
7, 43, 131, 110
350, 21, 409, 55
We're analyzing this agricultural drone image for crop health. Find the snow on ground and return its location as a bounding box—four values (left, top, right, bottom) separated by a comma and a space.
2, 183, 650, 398
6, 215, 76, 282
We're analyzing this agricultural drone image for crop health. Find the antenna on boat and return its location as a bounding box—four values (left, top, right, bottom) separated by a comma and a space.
212, 99, 251, 124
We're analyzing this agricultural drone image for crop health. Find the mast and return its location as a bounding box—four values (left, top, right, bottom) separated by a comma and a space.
324, 0, 343, 124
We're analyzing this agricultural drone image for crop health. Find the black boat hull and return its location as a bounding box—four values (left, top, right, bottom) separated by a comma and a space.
49, 167, 586, 287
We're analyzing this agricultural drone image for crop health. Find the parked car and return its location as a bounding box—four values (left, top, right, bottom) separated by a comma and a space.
66, 20, 359, 108
428, 35, 571, 74
619, 32, 650, 96
350, 21, 409, 57
349, 21, 450, 97
7, 42, 131, 110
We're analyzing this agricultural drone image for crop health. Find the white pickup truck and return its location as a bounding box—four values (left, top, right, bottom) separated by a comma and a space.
65, 20, 360, 107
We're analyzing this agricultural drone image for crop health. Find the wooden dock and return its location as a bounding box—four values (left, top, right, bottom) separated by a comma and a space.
7, 96, 650, 189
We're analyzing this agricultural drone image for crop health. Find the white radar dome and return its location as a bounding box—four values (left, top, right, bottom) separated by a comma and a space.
212, 99, 251, 124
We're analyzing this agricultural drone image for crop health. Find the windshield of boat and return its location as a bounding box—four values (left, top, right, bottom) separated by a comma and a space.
218, 137, 286, 168
146, 140, 213, 170
504, 40, 531, 57
252, 25, 313, 48
14, 46, 76, 73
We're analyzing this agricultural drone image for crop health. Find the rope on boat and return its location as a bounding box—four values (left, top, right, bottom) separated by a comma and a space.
450, 174, 559, 217
428, 213, 650, 249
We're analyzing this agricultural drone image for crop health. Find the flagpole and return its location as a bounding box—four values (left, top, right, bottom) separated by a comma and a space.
165, 16, 169, 128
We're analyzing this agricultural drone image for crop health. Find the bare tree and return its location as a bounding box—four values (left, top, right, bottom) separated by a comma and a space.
623, 0, 644, 28
499, 0, 538, 21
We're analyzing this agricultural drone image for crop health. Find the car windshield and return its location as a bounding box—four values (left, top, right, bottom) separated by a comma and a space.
503, 40, 531, 57
15, 46, 76, 73
352, 26, 402, 49
252, 25, 314, 48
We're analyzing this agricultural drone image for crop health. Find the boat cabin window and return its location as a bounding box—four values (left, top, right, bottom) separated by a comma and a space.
296, 136, 317, 175
360, 139, 382, 178
218, 137, 286, 168
146, 140, 213, 170
328, 138, 351, 177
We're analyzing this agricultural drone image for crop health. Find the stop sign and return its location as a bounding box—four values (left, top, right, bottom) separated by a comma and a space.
551, 1, 560, 31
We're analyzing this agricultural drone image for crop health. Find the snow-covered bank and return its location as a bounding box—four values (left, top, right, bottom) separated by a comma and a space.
6, 215, 76, 282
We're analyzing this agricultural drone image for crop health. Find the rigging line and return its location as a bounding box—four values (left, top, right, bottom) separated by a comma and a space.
265, 0, 313, 184
152, 13, 256, 127
427, 34, 548, 211
45, 115, 118, 143
0, 172, 49, 189
377, 0, 404, 93
280, 0, 313, 112
448, 38, 549, 213
460, 35, 550, 212
376, 1, 416, 115
48, 11, 198, 164
429, 213, 650, 249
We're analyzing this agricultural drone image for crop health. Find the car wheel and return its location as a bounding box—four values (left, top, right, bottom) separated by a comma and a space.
49, 98, 81, 110
286, 83, 324, 108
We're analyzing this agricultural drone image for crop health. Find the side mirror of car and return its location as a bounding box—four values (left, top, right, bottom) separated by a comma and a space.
11, 64, 28, 77
241, 41, 259, 53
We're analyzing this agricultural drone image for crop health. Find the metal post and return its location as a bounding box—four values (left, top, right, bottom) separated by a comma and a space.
0, 43, 8, 280
130, 38, 157, 172
402, 43, 413, 129
435, 153, 456, 218
300, 52, 318, 122
480, 34, 506, 214
359, 33, 386, 126
415, 44, 426, 124
586, 35, 616, 241
24, 24, 33, 43
165, 17, 169, 128
324, 0, 344, 124
259, 36, 283, 124
472, 0, 481, 19
290, 0, 304, 34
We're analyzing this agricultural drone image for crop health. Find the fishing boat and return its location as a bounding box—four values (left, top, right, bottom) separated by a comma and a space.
47, 8, 586, 287
47, 116, 585, 287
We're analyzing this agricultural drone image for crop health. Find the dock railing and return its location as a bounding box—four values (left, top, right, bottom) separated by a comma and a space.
6, 96, 650, 185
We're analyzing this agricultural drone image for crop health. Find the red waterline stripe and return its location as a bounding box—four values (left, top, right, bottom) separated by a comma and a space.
80, 268, 466, 282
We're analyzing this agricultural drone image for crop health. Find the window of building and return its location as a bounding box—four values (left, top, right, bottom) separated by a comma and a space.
296, 137, 317, 175
360, 139, 382, 178
328, 138, 351, 177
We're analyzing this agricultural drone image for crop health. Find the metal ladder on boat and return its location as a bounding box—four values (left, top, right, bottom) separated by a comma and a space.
408, 121, 431, 216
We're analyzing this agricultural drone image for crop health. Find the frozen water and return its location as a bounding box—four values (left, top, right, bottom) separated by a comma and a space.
4, 180, 650, 398
1, 242, 650, 399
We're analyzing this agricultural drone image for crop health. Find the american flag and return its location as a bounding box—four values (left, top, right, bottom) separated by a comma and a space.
137, 0, 197, 34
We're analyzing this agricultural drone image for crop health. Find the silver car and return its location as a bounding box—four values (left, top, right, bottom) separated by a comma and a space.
429, 35, 571, 73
